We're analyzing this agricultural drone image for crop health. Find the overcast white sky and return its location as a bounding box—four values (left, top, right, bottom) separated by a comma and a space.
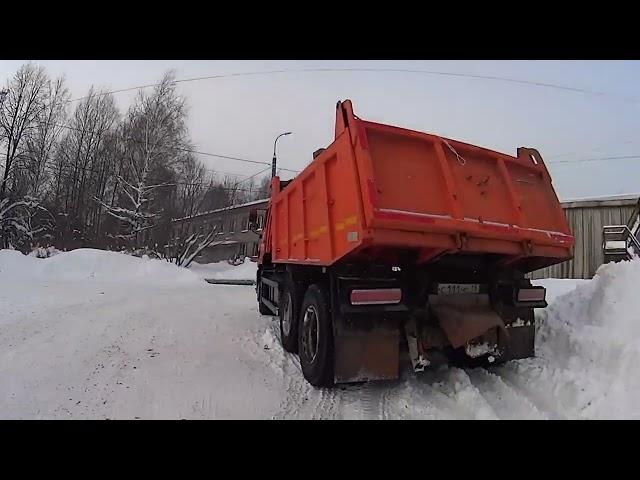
1, 60, 639, 200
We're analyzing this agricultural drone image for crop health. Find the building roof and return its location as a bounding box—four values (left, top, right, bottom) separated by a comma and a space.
172, 198, 269, 223
561, 193, 640, 209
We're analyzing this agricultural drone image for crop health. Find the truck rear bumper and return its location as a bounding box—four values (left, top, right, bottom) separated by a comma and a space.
329, 274, 538, 383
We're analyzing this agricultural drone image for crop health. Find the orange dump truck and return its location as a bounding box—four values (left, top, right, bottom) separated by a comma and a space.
254, 100, 573, 387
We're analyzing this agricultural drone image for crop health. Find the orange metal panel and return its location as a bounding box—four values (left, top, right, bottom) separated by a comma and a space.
264, 100, 573, 270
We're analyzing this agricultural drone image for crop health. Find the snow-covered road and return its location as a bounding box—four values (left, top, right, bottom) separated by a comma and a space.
1, 249, 639, 419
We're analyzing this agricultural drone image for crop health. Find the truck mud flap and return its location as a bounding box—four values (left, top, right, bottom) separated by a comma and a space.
333, 320, 400, 384
500, 324, 535, 361
432, 302, 506, 349
331, 275, 403, 384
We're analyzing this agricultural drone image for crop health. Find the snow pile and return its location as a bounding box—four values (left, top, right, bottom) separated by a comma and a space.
189, 257, 257, 281
0, 248, 201, 286
529, 259, 640, 418
0, 249, 42, 273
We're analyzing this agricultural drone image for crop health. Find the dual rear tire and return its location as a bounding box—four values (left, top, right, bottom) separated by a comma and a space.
297, 285, 334, 387
279, 282, 334, 387
279, 285, 298, 353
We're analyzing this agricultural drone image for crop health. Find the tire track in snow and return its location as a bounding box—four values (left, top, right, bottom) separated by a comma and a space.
398, 379, 464, 419
442, 368, 500, 419
311, 387, 340, 420
360, 383, 388, 420
344, 381, 391, 420
277, 352, 343, 420
244, 322, 391, 420
245, 317, 561, 420
493, 363, 567, 420
397, 369, 499, 419
251, 322, 345, 420
274, 369, 307, 419
466, 368, 549, 420
251, 322, 318, 420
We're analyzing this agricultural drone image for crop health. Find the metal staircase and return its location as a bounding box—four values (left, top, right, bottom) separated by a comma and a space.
602, 198, 640, 263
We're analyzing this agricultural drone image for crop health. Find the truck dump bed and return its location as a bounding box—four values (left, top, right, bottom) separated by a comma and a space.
266, 100, 573, 272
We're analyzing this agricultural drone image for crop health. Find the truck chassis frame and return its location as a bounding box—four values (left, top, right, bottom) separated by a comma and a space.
257, 254, 541, 387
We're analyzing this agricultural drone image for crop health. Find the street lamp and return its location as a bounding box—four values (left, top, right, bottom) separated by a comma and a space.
272, 131, 292, 178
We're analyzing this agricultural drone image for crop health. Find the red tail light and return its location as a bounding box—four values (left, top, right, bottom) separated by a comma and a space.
350, 288, 402, 305
517, 287, 546, 303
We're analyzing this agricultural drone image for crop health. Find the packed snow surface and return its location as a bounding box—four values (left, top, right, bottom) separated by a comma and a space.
1, 248, 639, 419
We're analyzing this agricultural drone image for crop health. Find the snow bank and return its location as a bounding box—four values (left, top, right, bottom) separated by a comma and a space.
0, 248, 201, 286
0, 249, 42, 273
528, 259, 640, 418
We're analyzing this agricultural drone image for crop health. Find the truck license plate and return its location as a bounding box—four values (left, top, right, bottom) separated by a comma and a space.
437, 283, 481, 295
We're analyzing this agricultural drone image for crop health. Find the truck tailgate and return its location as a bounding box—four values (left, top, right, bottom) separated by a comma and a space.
266, 100, 573, 271
358, 120, 572, 251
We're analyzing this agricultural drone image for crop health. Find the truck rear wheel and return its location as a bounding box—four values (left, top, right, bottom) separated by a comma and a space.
279, 286, 298, 353
298, 284, 334, 387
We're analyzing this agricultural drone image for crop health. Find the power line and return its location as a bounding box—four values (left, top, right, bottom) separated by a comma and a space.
204, 169, 255, 178
68, 67, 638, 104
30, 159, 268, 192
547, 139, 638, 160
28, 160, 262, 193
548, 155, 640, 165
20, 72, 640, 177
233, 166, 271, 185
13, 66, 632, 179
179, 147, 268, 167
61, 68, 639, 176
50, 121, 300, 174
14, 146, 273, 194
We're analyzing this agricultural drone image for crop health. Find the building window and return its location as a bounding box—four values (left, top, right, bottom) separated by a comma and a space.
238, 243, 246, 256
257, 215, 264, 229
251, 242, 259, 256
229, 219, 236, 233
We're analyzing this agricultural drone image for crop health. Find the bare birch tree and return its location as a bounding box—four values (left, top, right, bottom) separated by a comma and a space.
22, 76, 70, 200
99, 71, 189, 248
0, 63, 49, 200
